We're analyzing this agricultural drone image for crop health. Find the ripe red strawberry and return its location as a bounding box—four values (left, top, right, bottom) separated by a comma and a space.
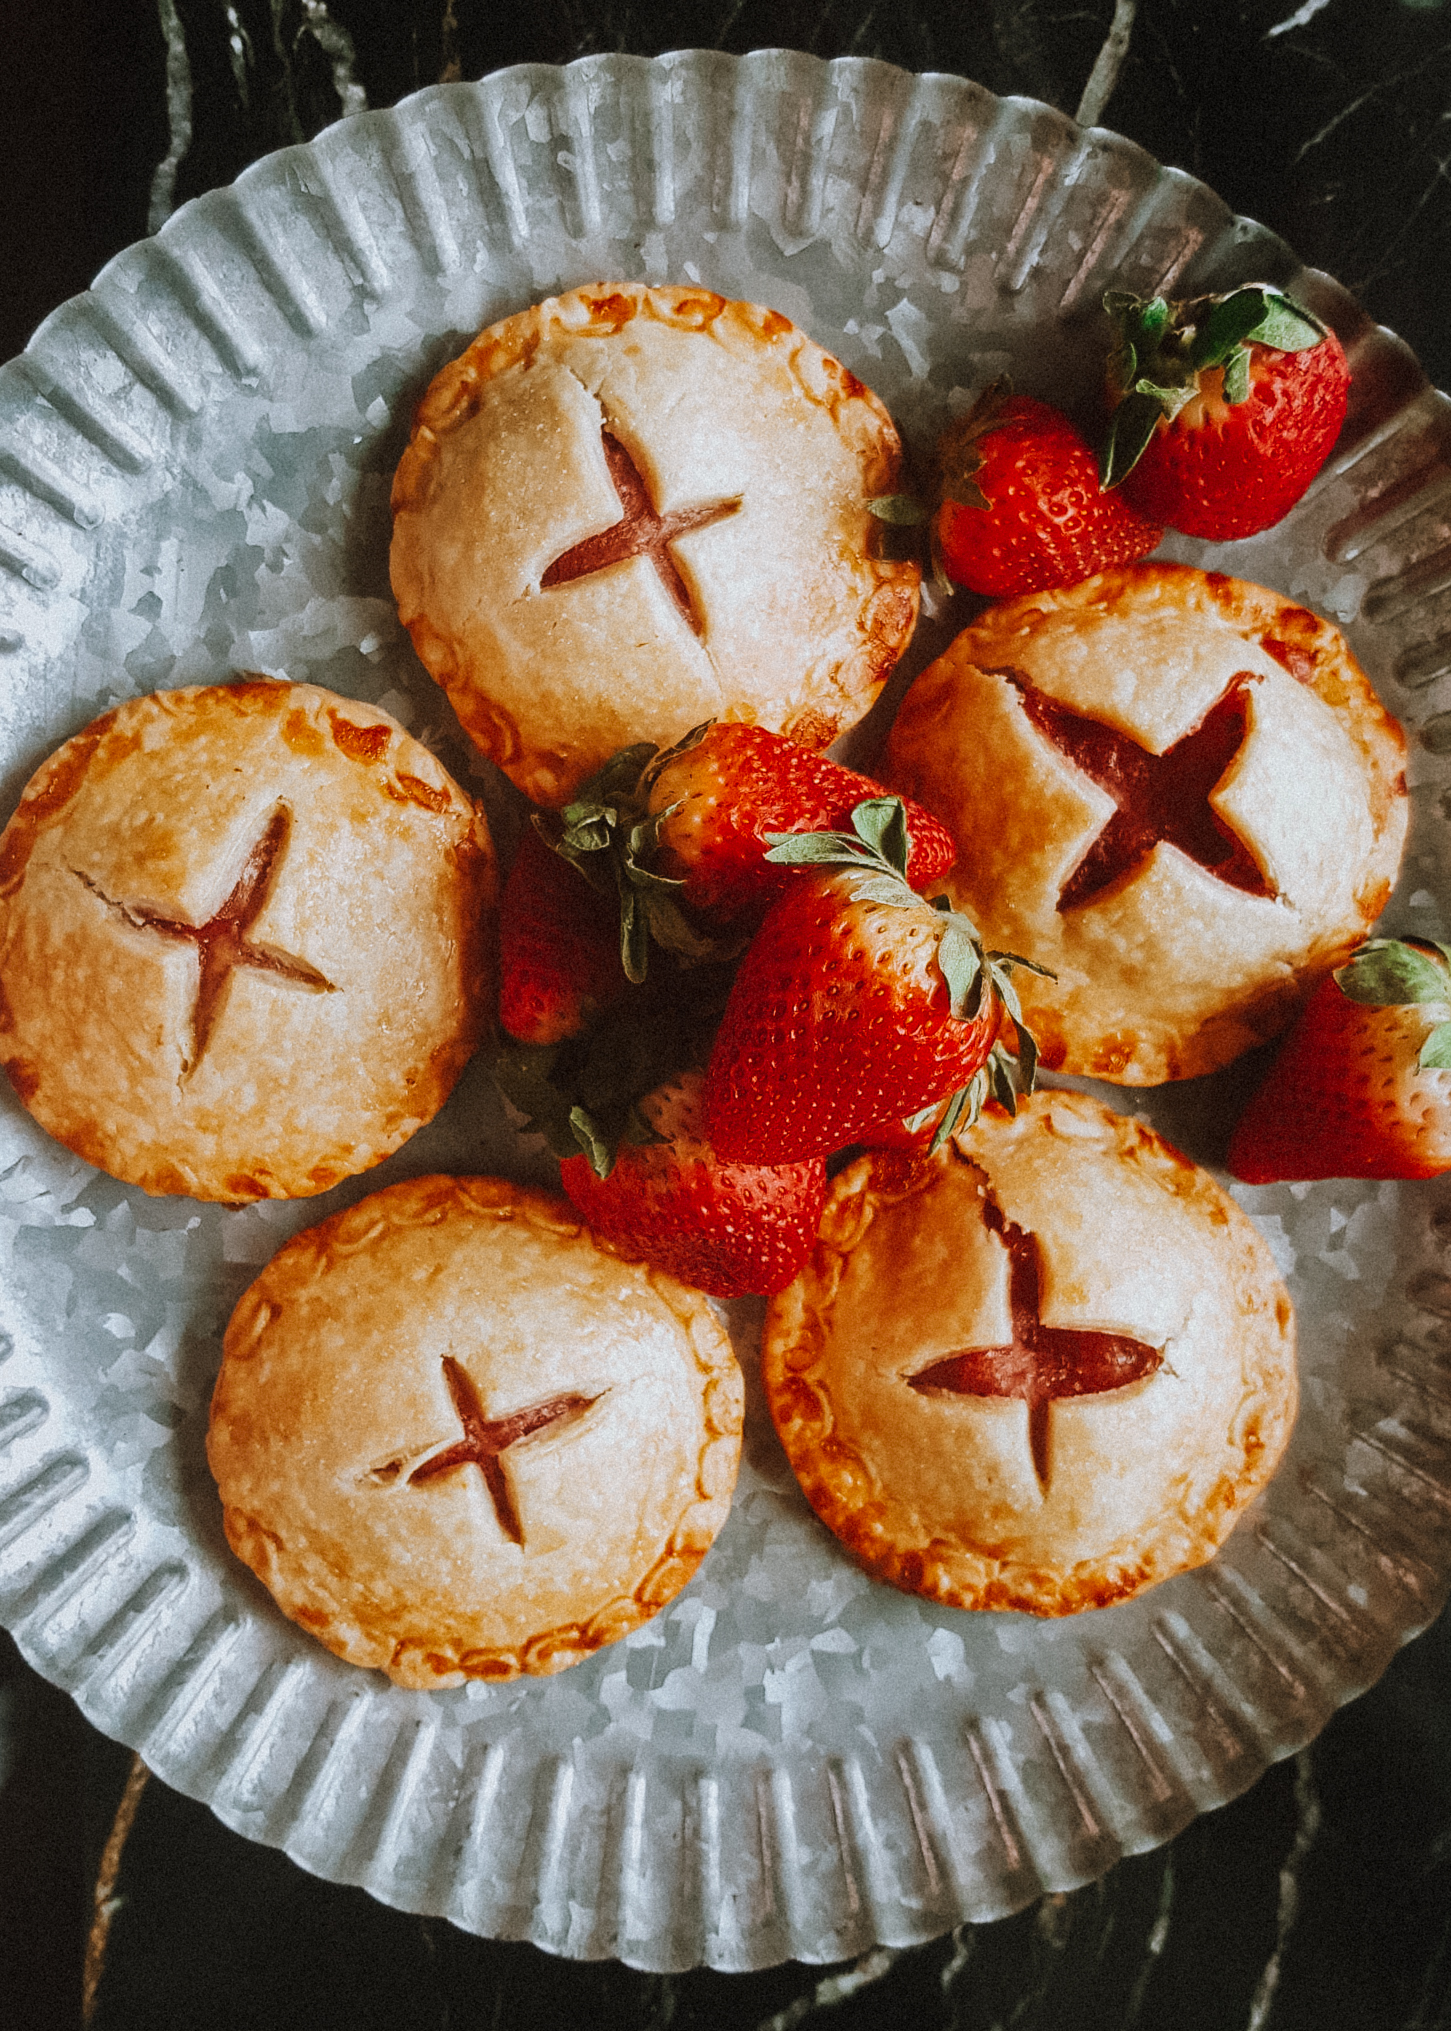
559, 1069, 826, 1298
646, 723, 956, 920
929, 379, 1162, 598
542, 722, 957, 982
497, 822, 628, 1044
703, 799, 1040, 1164
1226, 939, 1451, 1183
857, 1092, 974, 1153
1100, 285, 1350, 541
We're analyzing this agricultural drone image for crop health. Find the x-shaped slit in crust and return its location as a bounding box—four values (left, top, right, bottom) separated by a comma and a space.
1001, 671, 1275, 912
75, 803, 334, 1078
540, 427, 740, 636
908, 1187, 1162, 1489
403, 1356, 603, 1548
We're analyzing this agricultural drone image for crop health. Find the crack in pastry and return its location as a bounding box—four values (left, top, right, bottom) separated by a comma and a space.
539, 427, 740, 636
75, 803, 334, 1079
406, 1355, 603, 1548
1003, 670, 1275, 911
907, 1179, 1162, 1490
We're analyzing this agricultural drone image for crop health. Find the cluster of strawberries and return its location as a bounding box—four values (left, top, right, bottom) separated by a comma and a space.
493, 281, 1447, 1301
906, 282, 1352, 592
493, 722, 1039, 1298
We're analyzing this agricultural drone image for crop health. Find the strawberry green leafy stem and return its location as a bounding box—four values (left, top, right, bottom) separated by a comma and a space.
866, 495, 929, 526
490, 957, 735, 1180
1099, 285, 1328, 491
539, 722, 730, 984
490, 1032, 660, 1179
763, 797, 1051, 1149
865, 489, 953, 597
1335, 937, 1451, 1070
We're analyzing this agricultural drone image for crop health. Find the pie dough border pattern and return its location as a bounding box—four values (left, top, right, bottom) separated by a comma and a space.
211, 1174, 745, 1689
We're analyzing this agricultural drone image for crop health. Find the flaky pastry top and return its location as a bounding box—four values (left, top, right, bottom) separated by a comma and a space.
0, 680, 494, 1200
763, 1090, 1297, 1615
208, 1174, 744, 1686
881, 564, 1408, 1082
390, 282, 919, 805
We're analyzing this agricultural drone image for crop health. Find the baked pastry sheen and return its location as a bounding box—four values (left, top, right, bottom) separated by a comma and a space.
882, 564, 1408, 1081
208, 1174, 745, 1686
763, 1090, 1297, 1614
0, 680, 494, 1200
391, 282, 920, 805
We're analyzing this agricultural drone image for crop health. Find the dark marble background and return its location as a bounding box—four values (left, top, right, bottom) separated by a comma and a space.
4, 1, 1451, 2026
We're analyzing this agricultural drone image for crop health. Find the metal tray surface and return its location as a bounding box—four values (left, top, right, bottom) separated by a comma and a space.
2, 50, 1451, 1973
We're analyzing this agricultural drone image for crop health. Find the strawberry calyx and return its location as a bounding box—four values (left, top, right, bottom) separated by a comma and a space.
763, 795, 1050, 1146
537, 723, 735, 983
1335, 937, 1451, 1070
1099, 285, 1330, 490
869, 376, 1032, 597
931, 375, 1021, 516
866, 494, 930, 526
491, 957, 735, 1178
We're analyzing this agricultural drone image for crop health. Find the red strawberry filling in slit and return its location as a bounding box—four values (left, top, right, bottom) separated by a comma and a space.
908, 1193, 1161, 1486
77, 804, 334, 1076
1007, 673, 1274, 911
540, 429, 740, 635
407, 1356, 601, 1547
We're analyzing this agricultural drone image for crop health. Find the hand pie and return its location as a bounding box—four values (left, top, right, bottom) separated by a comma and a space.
0, 679, 494, 1201
208, 1174, 745, 1687
390, 282, 920, 806
881, 563, 1408, 1082
763, 1090, 1297, 1615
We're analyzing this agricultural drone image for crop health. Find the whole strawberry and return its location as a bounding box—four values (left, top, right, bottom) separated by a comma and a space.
497, 822, 629, 1044
929, 379, 1162, 598
647, 722, 956, 920
704, 797, 1041, 1164
1227, 939, 1451, 1183
1100, 285, 1350, 541
559, 1069, 826, 1298
542, 722, 957, 981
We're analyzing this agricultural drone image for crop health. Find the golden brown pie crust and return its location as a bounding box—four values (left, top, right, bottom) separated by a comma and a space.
207, 1174, 745, 1687
880, 564, 1408, 1082
390, 282, 920, 805
763, 1090, 1297, 1615
0, 680, 494, 1201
